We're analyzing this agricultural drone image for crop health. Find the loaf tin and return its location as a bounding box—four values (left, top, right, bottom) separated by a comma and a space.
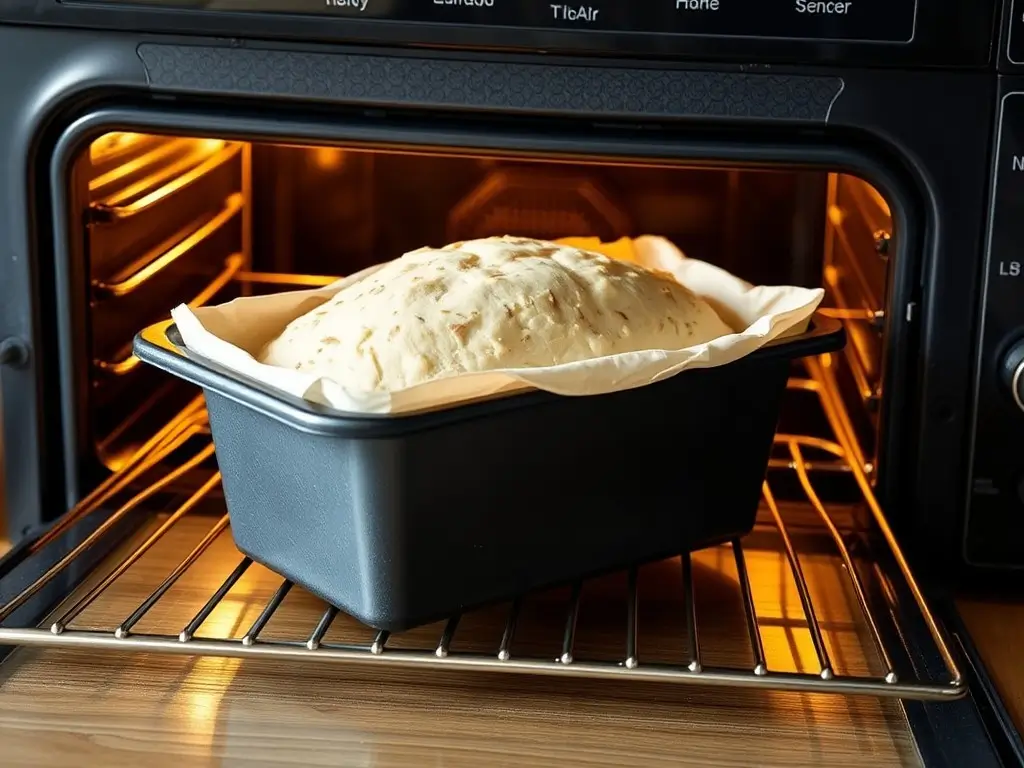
134, 315, 845, 632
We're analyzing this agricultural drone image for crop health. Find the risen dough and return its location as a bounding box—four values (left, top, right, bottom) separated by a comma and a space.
259, 236, 733, 393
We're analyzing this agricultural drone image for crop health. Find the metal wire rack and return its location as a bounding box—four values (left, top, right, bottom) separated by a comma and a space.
0, 358, 963, 701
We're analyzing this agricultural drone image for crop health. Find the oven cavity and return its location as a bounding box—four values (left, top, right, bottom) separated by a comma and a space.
0, 127, 951, 704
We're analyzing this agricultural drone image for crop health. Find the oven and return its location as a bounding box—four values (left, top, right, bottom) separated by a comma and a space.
0, 1, 1022, 765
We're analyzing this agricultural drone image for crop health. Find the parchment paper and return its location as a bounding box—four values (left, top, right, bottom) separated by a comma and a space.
170, 236, 824, 415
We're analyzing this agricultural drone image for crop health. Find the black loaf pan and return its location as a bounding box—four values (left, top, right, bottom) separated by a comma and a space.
135, 315, 845, 632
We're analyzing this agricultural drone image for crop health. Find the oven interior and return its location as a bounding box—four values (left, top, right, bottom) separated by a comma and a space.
78, 132, 888, 488
2, 129, 961, 704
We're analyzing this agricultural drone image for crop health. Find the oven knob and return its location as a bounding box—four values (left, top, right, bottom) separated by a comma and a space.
1002, 340, 1024, 413
0, 337, 28, 368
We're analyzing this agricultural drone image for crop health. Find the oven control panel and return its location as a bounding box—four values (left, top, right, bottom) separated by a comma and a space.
965, 89, 1024, 568
84, 0, 917, 42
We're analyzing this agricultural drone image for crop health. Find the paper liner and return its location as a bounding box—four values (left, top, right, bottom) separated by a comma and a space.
170, 236, 824, 415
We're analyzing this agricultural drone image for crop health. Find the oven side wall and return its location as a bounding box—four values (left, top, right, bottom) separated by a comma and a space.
827, 74, 996, 564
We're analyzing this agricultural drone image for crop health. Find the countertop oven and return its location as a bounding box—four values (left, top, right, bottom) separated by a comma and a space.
0, 1, 1023, 765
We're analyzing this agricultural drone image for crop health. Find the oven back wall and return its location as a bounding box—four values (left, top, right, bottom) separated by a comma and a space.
0, 25, 994, 568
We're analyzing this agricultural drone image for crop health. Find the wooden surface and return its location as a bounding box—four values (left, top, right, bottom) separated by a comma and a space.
0, 512, 921, 767
958, 598, 1024, 738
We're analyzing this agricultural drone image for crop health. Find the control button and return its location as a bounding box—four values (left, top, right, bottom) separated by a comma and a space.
549, 3, 602, 23
0, 337, 29, 368
674, 0, 721, 10
794, 1, 853, 15
324, 0, 370, 10
431, 0, 497, 10
1001, 339, 1024, 413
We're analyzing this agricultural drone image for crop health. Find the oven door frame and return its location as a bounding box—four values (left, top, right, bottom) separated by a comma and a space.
44, 102, 919, 515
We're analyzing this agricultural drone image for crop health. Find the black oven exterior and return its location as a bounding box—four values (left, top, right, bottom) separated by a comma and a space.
0, 2, 1020, 766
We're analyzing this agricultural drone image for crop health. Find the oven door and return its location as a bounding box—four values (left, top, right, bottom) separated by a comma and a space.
0, 24, 1011, 767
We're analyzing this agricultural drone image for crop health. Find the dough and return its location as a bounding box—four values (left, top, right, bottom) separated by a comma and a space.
259, 236, 733, 392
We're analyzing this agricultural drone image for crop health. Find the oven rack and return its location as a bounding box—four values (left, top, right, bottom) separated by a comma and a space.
0, 362, 964, 701
87, 137, 246, 380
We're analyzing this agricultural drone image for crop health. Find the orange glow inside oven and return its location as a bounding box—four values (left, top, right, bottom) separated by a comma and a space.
75, 130, 891, 492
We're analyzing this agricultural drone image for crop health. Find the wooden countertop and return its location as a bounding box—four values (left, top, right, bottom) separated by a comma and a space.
0, 648, 919, 768
0, 515, 921, 767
